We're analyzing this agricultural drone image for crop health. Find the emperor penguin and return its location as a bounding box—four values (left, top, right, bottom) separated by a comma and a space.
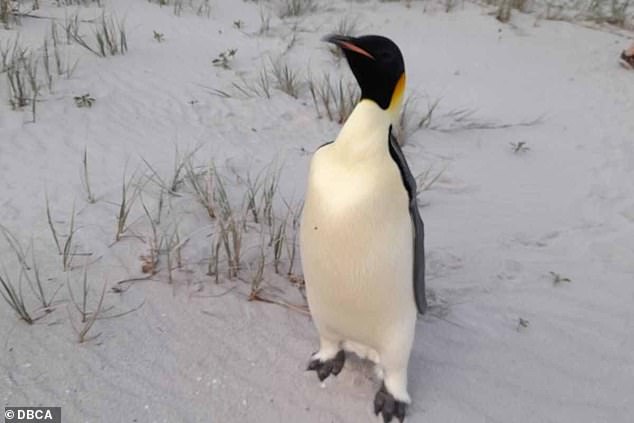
300, 34, 427, 423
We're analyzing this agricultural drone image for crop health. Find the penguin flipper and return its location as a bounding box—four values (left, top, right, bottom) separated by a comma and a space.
388, 131, 427, 315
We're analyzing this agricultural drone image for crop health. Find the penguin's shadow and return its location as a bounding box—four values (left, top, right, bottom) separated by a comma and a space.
340, 352, 381, 387
407, 299, 467, 415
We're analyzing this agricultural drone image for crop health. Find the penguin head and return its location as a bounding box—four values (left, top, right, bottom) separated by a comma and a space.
324, 34, 406, 123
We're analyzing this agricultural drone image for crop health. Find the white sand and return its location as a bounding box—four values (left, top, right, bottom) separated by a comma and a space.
1, 1, 633, 422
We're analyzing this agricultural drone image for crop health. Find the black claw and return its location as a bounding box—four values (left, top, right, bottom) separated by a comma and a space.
395, 401, 406, 422
374, 383, 408, 423
331, 350, 345, 375
306, 350, 345, 382
374, 390, 385, 415
317, 360, 333, 381
307, 359, 320, 371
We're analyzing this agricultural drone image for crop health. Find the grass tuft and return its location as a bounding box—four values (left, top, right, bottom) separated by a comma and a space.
67, 266, 107, 343
278, 0, 316, 18
270, 57, 300, 98
308, 72, 360, 124
68, 11, 127, 58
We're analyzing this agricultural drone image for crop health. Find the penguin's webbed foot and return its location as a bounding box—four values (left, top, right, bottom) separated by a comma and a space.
306, 350, 345, 381
374, 383, 407, 423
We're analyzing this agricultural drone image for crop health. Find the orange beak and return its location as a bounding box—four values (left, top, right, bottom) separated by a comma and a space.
323, 34, 375, 60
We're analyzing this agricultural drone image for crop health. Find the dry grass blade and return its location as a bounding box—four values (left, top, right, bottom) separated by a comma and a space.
0, 268, 34, 324
185, 160, 216, 219
62, 202, 77, 271
285, 201, 302, 277
270, 57, 300, 98
28, 243, 60, 311
68, 279, 107, 343
416, 164, 448, 197
248, 291, 309, 315
261, 163, 282, 230
271, 211, 289, 274
0, 224, 30, 271
45, 193, 62, 255
68, 11, 127, 58
81, 147, 97, 203
232, 65, 271, 99
115, 170, 141, 242
308, 72, 359, 123
248, 241, 267, 298
213, 170, 244, 279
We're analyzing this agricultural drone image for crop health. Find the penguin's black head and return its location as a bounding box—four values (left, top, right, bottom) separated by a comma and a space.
324, 34, 405, 111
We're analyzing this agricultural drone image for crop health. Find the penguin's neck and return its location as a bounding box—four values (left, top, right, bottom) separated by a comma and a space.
334, 100, 393, 160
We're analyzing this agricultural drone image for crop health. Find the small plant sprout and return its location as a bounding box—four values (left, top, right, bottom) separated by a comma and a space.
68, 265, 90, 324
207, 231, 222, 283
139, 194, 161, 275
185, 160, 216, 219
214, 171, 244, 279
45, 193, 62, 255
81, 147, 97, 203
248, 242, 267, 300
153, 30, 165, 42
67, 267, 108, 343
510, 141, 530, 153
261, 163, 282, 230
115, 170, 141, 242
74, 93, 95, 108
271, 211, 289, 274
212, 48, 237, 69
62, 202, 77, 271
244, 170, 263, 224
29, 242, 61, 312
42, 38, 53, 92
0, 228, 32, 323
0, 226, 60, 322
550, 271, 571, 285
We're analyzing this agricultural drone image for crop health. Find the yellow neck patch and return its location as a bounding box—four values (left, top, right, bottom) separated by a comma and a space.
388, 73, 406, 113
